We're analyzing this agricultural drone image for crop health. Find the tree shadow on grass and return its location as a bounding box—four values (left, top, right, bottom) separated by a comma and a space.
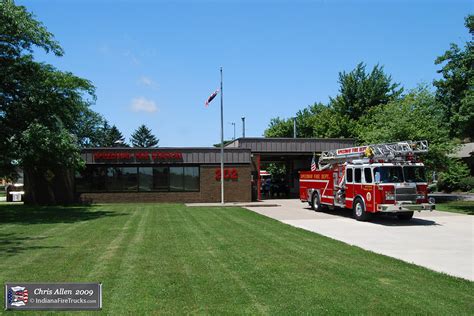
454, 206, 474, 215
0, 232, 63, 257
0, 204, 127, 225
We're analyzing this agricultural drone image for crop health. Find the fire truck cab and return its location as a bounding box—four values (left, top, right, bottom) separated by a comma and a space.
300, 141, 435, 221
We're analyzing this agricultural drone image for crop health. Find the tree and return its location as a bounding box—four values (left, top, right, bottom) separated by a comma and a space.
330, 63, 402, 137
0, 1, 99, 204
213, 140, 233, 147
296, 103, 352, 138
264, 63, 401, 139
264, 103, 352, 139
433, 15, 473, 140
130, 124, 158, 148
101, 123, 127, 147
356, 86, 461, 176
74, 109, 108, 148
264, 117, 294, 138
0, 0, 63, 59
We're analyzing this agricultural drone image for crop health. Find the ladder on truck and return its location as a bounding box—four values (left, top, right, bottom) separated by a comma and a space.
318, 140, 429, 169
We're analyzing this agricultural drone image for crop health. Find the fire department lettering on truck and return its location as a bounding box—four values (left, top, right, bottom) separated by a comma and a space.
300, 173, 332, 201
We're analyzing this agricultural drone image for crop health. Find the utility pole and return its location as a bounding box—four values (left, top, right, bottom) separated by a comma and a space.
293, 117, 297, 138
241, 116, 245, 138
229, 122, 236, 140
220, 67, 224, 204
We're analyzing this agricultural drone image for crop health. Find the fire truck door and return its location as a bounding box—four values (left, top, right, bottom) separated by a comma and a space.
345, 168, 354, 205
333, 171, 342, 205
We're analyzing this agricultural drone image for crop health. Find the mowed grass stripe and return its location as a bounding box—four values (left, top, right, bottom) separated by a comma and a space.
86, 205, 141, 280
107, 206, 153, 314
179, 206, 270, 315
0, 204, 472, 315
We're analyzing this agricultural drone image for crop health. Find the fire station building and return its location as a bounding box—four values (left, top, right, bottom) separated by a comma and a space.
76, 138, 354, 203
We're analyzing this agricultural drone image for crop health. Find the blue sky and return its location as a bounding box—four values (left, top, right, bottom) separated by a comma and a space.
19, 0, 472, 147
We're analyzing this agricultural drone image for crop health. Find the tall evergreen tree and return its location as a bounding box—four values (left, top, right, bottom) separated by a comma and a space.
130, 124, 159, 148
102, 123, 127, 147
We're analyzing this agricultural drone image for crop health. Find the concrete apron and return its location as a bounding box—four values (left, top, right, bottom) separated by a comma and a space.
244, 199, 474, 281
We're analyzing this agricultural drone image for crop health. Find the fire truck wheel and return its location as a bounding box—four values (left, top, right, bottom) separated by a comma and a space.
311, 193, 321, 211
397, 211, 414, 221
353, 199, 371, 221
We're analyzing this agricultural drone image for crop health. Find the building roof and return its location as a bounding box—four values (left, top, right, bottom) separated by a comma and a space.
452, 142, 474, 158
225, 137, 355, 154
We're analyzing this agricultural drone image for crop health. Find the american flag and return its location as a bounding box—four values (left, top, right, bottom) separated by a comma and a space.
8, 286, 28, 307
205, 89, 219, 107
311, 154, 317, 171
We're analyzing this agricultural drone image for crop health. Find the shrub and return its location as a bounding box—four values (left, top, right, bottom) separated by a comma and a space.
437, 159, 470, 192
459, 177, 474, 192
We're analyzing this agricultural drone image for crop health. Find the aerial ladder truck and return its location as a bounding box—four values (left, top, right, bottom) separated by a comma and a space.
299, 140, 435, 221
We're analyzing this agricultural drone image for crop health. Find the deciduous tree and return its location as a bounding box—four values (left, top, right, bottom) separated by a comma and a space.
330, 63, 402, 137
0, 0, 100, 204
356, 86, 462, 176
433, 15, 473, 140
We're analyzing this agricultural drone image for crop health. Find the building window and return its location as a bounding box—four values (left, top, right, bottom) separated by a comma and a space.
91, 166, 107, 192
76, 165, 199, 193
170, 167, 184, 191
106, 167, 138, 191
138, 167, 153, 191
153, 167, 170, 191
184, 167, 199, 191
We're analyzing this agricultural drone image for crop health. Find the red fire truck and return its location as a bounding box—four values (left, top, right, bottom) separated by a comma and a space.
300, 140, 435, 221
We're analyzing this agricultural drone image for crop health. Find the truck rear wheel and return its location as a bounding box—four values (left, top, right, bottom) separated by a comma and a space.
397, 211, 414, 221
311, 193, 321, 211
353, 199, 371, 221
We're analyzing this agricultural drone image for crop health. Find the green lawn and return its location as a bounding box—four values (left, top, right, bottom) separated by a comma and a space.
436, 200, 474, 215
0, 204, 472, 314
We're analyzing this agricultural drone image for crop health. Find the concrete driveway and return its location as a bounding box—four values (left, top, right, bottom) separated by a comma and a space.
245, 199, 474, 281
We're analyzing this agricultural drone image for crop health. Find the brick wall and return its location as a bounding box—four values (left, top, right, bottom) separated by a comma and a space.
200, 165, 251, 202
77, 164, 251, 203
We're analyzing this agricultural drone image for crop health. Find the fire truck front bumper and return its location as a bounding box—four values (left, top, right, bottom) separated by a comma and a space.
377, 202, 435, 213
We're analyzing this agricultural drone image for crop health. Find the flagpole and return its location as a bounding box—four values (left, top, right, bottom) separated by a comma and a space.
220, 67, 224, 204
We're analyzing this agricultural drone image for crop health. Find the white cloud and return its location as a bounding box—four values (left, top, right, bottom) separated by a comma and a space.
130, 97, 158, 113
138, 76, 159, 89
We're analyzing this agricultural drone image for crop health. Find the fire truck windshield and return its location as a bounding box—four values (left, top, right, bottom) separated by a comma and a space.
403, 166, 426, 183
373, 166, 403, 183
